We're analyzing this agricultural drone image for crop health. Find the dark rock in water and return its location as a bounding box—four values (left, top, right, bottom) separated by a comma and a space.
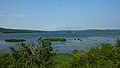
80, 40, 82, 42
94, 40, 97, 41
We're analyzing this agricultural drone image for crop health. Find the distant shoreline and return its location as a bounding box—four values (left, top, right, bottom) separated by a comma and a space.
0, 27, 120, 33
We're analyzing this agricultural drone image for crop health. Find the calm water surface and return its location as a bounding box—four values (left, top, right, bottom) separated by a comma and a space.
0, 32, 120, 54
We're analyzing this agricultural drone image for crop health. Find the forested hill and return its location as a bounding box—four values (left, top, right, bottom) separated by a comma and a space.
0, 27, 120, 33
0, 28, 43, 33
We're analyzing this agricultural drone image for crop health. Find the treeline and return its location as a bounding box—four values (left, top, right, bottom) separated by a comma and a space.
1, 27, 120, 33
0, 28, 43, 33
0, 38, 120, 68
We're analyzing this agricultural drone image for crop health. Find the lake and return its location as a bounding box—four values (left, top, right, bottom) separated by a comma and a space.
0, 31, 120, 54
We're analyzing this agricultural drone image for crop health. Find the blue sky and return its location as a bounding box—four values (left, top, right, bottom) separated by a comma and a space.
0, 0, 120, 30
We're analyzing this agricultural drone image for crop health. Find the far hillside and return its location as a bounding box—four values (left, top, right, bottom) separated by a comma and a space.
0, 27, 120, 33
0, 27, 43, 33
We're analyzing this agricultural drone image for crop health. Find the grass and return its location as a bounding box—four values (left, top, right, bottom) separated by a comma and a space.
5, 39, 25, 42
44, 38, 66, 42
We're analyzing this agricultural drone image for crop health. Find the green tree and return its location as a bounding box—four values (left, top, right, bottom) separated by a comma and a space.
115, 38, 120, 48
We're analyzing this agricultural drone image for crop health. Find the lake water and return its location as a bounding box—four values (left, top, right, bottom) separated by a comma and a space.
0, 32, 120, 54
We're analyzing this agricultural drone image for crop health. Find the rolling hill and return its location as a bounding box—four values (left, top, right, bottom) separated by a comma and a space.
0, 27, 43, 33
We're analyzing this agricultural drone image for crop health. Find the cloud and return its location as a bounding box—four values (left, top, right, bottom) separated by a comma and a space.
15, 14, 25, 18
0, 13, 35, 18
0, 10, 35, 18
0, 13, 25, 18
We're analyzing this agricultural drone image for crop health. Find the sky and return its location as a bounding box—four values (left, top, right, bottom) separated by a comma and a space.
0, 0, 120, 31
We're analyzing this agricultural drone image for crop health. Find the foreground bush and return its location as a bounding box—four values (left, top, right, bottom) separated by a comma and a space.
69, 43, 120, 68
0, 38, 55, 68
0, 38, 120, 68
115, 38, 120, 48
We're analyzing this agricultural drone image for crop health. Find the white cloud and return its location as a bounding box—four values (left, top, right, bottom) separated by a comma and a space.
0, 10, 35, 18
0, 13, 25, 18
15, 14, 25, 18
0, 13, 36, 18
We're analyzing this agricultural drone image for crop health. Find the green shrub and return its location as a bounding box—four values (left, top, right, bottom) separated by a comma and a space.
69, 43, 120, 68
1, 38, 120, 68
115, 38, 120, 48
0, 37, 55, 68
5, 39, 25, 42
44, 38, 66, 42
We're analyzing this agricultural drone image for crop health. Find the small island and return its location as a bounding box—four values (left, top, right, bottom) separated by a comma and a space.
5, 39, 25, 42
44, 38, 66, 42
